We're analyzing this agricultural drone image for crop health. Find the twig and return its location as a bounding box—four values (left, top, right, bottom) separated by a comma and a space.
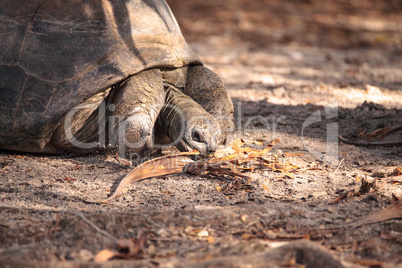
304, 199, 402, 231
339, 135, 402, 147
333, 158, 344, 174
76, 211, 116, 241
142, 215, 163, 228
345, 199, 402, 228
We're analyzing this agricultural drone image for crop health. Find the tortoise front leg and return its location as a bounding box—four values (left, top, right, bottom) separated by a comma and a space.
51, 69, 165, 158
184, 66, 234, 145
109, 69, 165, 158
158, 84, 221, 155
51, 89, 109, 154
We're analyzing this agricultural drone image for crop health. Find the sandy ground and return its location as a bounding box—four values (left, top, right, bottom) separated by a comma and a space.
1, 0, 401, 267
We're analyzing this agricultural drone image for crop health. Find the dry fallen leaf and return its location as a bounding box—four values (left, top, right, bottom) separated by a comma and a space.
329, 176, 376, 204
94, 249, 118, 262
70, 165, 81, 170
357, 128, 367, 138
391, 167, 402, 176
9, 154, 27, 159
241, 233, 253, 240
285, 152, 304, 157
341, 124, 402, 146
104, 151, 199, 202
240, 214, 247, 222
366, 125, 402, 141
64, 177, 76, 182
329, 189, 357, 204
345, 257, 384, 267
95, 231, 147, 262
103, 139, 298, 202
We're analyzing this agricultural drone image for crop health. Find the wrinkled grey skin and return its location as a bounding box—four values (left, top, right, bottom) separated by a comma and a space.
0, 0, 234, 157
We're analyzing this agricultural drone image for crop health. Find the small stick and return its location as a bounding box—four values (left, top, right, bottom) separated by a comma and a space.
142, 215, 163, 228
76, 211, 116, 241
333, 158, 344, 174
339, 135, 402, 147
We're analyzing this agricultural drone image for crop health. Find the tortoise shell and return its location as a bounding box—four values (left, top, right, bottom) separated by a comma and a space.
0, 0, 200, 152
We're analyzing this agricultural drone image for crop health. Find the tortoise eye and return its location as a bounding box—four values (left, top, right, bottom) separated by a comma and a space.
192, 129, 202, 142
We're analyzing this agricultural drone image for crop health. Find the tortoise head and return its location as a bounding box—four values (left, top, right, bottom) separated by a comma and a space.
181, 115, 221, 155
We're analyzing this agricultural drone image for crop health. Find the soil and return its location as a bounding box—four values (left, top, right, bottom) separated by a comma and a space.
1, 0, 401, 267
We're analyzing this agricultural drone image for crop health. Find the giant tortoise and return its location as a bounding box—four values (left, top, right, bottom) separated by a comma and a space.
0, 0, 234, 157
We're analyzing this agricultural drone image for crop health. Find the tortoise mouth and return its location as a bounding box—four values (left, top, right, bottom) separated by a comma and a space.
182, 126, 219, 155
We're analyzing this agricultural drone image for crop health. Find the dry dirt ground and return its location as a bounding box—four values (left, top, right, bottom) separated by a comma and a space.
1, 0, 401, 267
